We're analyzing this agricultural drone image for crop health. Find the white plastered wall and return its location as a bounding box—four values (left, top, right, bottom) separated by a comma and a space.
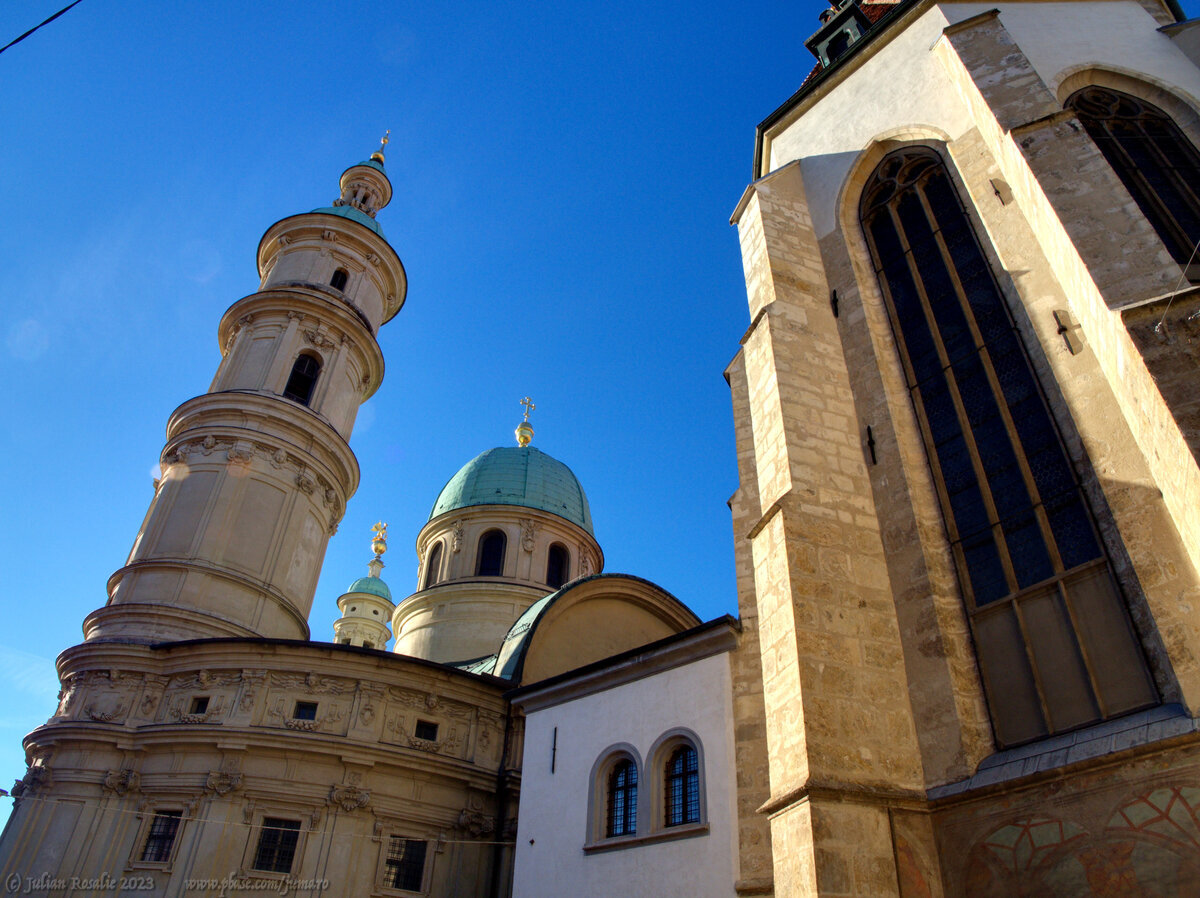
512, 652, 739, 898
768, 1, 1200, 238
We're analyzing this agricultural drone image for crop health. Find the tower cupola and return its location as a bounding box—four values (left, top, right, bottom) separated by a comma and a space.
333, 523, 396, 650
392, 402, 604, 664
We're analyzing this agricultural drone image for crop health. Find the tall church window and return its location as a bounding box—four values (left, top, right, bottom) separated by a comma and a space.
860, 148, 1157, 747
663, 744, 699, 827
424, 542, 444, 589
1067, 86, 1200, 279
475, 530, 506, 577
283, 353, 321, 406
546, 543, 569, 589
606, 759, 638, 837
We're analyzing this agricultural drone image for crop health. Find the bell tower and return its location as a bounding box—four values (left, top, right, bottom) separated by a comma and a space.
85, 139, 407, 643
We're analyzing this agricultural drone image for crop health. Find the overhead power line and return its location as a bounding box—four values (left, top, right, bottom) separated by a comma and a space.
0, 0, 85, 57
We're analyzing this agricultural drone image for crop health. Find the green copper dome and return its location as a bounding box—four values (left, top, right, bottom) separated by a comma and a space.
311, 204, 385, 236
430, 447, 593, 535
346, 576, 392, 600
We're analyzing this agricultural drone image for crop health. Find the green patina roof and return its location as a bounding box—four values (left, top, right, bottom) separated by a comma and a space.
351, 158, 387, 175
346, 576, 392, 600
311, 204, 385, 237
429, 447, 593, 535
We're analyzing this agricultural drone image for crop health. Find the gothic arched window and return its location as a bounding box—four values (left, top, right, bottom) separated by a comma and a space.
424, 542, 443, 589
861, 148, 1157, 747
475, 530, 506, 577
663, 744, 699, 827
606, 759, 638, 837
283, 353, 321, 406
1067, 86, 1200, 278
546, 543, 569, 589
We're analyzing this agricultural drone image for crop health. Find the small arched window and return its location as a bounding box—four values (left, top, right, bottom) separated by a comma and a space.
545, 543, 569, 589
663, 744, 700, 827
424, 542, 444, 589
283, 353, 321, 406
1067, 86, 1200, 278
606, 760, 637, 837
330, 268, 349, 291
475, 530, 506, 577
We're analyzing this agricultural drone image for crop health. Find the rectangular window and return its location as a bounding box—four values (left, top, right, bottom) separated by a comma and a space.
189, 696, 209, 715
140, 811, 182, 863
414, 720, 438, 742
384, 837, 427, 892
253, 818, 301, 874
293, 701, 318, 721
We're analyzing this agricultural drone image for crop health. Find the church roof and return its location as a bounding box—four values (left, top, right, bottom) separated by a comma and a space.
429, 446, 594, 535
346, 575, 392, 600
311, 203, 385, 237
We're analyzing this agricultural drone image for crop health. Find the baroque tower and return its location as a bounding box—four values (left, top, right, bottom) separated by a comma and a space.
85, 142, 407, 643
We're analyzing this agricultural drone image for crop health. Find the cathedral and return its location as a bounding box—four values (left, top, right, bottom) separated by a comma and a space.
3, 0, 1200, 895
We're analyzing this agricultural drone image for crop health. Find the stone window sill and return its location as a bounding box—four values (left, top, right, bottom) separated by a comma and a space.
583, 821, 709, 854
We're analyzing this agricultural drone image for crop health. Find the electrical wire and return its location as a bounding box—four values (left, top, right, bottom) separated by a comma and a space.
0, 0, 85, 57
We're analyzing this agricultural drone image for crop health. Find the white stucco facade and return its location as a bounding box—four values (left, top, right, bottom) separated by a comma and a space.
511, 624, 739, 897
764, 0, 1200, 238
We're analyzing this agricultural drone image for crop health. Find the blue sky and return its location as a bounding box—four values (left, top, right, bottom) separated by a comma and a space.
2, 0, 1198, 823
0, 0, 823, 810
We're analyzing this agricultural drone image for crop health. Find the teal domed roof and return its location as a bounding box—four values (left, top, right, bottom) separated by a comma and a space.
346, 576, 392, 600
311, 204, 384, 237
430, 447, 593, 535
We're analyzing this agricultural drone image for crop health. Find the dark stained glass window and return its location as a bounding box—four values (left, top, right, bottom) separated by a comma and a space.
1068, 87, 1200, 278
861, 148, 1157, 747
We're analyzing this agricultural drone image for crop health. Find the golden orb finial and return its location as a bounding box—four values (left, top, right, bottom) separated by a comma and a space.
516, 397, 535, 447
370, 521, 388, 557
370, 130, 390, 164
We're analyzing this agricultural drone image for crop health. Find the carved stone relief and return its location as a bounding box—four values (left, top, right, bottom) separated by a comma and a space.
329, 784, 370, 812
102, 769, 140, 796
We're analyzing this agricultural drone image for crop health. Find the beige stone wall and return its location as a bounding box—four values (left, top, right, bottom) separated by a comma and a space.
733, 163, 929, 895
931, 735, 1200, 895
726, 351, 775, 895
394, 504, 602, 664
734, 6, 1200, 894
0, 641, 511, 897
934, 9, 1200, 711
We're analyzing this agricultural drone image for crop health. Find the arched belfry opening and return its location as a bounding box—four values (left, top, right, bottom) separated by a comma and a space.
283, 352, 322, 406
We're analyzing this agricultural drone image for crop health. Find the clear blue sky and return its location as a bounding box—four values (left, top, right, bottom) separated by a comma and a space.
1, 0, 1198, 819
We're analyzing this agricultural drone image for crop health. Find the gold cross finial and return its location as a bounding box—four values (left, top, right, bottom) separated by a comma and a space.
370, 521, 388, 556
516, 397, 535, 447
371, 131, 390, 164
